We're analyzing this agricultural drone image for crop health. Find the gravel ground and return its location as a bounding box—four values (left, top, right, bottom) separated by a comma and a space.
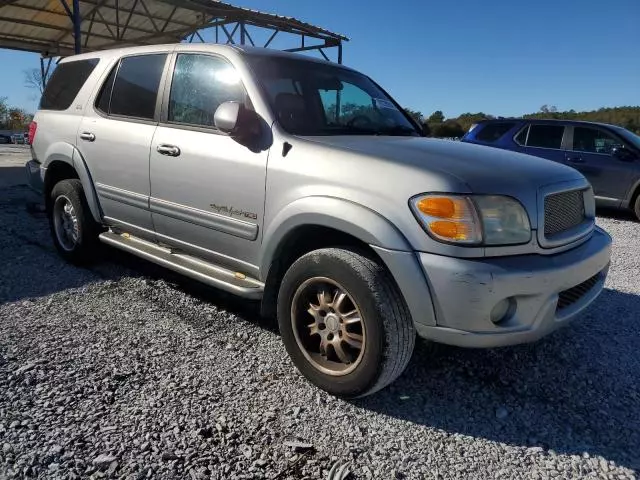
1, 151, 639, 479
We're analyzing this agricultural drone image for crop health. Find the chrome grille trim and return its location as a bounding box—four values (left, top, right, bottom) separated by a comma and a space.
544, 189, 586, 237
537, 179, 595, 249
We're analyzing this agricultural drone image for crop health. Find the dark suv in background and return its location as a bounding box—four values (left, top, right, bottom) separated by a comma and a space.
462, 119, 640, 220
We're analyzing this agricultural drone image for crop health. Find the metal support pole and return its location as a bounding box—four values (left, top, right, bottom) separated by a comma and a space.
240, 20, 245, 45
338, 43, 343, 64
215, 25, 219, 43
72, 0, 81, 54
40, 57, 46, 91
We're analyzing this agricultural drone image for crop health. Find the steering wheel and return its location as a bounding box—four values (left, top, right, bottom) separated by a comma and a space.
347, 115, 374, 128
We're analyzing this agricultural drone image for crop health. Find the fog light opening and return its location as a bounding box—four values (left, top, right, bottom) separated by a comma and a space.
490, 298, 516, 325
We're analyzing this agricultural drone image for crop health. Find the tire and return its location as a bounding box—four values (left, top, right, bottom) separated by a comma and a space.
48, 179, 101, 264
277, 247, 416, 398
634, 194, 640, 222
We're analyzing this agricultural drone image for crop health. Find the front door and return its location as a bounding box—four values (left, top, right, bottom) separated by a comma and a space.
567, 125, 635, 204
149, 52, 268, 273
77, 52, 169, 232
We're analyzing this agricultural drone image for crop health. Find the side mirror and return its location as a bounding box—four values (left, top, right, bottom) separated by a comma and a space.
214, 101, 241, 133
612, 146, 636, 162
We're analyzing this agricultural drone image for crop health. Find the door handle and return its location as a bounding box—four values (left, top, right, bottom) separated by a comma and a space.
80, 132, 95, 142
566, 156, 584, 164
156, 144, 181, 157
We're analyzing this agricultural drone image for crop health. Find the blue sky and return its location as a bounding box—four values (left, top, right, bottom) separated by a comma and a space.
1, 0, 638, 118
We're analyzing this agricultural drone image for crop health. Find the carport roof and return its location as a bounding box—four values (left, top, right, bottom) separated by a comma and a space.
0, 0, 348, 58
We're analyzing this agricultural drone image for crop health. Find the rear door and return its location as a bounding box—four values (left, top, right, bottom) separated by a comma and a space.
77, 51, 171, 234
566, 125, 634, 204
515, 123, 568, 163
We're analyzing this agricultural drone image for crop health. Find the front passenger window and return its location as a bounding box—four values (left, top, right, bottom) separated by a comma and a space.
573, 127, 621, 155
168, 54, 246, 128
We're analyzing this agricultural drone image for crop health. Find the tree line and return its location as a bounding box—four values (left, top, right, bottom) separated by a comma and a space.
0, 97, 32, 132
404, 106, 640, 138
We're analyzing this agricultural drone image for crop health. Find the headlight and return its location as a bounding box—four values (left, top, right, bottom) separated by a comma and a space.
410, 194, 531, 246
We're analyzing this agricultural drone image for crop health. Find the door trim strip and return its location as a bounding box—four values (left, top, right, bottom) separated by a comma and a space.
95, 183, 149, 210
149, 197, 258, 241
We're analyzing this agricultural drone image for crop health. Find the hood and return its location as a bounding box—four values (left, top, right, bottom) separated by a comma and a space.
302, 136, 583, 194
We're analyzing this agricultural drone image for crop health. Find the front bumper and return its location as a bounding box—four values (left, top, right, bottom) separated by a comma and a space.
415, 227, 612, 348
25, 160, 43, 193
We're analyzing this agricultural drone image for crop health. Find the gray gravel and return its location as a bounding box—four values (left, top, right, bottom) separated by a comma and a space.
1, 154, 639, 478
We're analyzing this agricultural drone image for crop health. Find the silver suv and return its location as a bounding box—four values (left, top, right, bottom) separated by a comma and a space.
27, 44, 611, 397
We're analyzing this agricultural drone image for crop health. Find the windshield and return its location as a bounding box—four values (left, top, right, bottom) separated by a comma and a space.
611, 125, 640, 150
247, 55, 420, 136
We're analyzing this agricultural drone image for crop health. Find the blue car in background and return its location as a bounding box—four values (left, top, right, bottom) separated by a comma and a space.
462, 119, 640, 220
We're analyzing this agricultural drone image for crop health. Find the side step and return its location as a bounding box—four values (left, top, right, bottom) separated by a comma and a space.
99, 231, 264, 299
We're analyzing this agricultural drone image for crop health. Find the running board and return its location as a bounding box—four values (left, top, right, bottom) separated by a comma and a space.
99, 231, 264, 299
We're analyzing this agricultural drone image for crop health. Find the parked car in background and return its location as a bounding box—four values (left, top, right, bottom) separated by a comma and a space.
0, 133, 11, 144
12, 133, 26, 144
462, 119, 640, 220
27, 44, 611, 397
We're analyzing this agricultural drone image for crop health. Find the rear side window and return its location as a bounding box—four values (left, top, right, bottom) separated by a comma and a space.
40, 58, 99, 110
476, 122, 516, 143
106, 54, 167, 120
95, 65, 117, 114
525, 124, 565, 149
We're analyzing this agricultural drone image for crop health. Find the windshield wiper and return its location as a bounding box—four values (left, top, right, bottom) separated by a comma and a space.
318, 125, 419, 136
374, 125, 420, 136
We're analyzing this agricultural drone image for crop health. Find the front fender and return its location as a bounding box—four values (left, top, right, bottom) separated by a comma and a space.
260, 196, 411, 274
260, 196, 436, 327
43, 141, 103, 223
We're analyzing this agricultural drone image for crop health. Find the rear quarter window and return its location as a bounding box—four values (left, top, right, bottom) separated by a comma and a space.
476, 122, 516, 143
39, 58, 99, 111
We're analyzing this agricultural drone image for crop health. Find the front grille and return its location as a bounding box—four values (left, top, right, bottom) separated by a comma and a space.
557, 274, 600, 311
544, 190, 586, 237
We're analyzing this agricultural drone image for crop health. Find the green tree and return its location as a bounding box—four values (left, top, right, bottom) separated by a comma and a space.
428, 110, 445, 123
0, 97, 8, 129
403, 108, 423, 123
432, 121, 465, 138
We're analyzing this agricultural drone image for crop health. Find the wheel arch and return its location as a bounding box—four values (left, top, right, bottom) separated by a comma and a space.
259, 197, 436, 327
42, 142, 102, 223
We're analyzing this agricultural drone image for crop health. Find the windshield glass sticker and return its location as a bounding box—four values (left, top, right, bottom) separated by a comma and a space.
374, 98, 398, 110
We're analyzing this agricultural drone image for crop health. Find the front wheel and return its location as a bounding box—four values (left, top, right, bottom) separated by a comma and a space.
634, 194, 640, 222
277, 248, 416, 398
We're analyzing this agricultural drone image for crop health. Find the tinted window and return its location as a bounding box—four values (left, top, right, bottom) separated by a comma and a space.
110, 54, 167, 119
526, 124, 565, 149
573, 127, 622, 154
514, 125, 529, 145
40, 59, 99, 110
95, 64, 117, 114
476, 122, 516, 143
168, 54, 245, 128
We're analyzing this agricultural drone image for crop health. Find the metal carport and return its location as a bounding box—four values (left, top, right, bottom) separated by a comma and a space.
0, 0, 347, 87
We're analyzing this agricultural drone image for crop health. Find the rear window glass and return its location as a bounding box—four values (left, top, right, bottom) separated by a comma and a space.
109, 54, 167, 119
526, 124, 565, 149
476, 122, 515, 143
40, 58, 99, 111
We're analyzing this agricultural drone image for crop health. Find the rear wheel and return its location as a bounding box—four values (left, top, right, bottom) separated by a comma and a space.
48, 179, 101, 264
634, 194, 640, 221
277, 248, 415, 398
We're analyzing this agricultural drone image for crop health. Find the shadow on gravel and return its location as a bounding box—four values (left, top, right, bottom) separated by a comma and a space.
596, 206, 637, 222
355, 287, 640, 471
101, 247, 272, 332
